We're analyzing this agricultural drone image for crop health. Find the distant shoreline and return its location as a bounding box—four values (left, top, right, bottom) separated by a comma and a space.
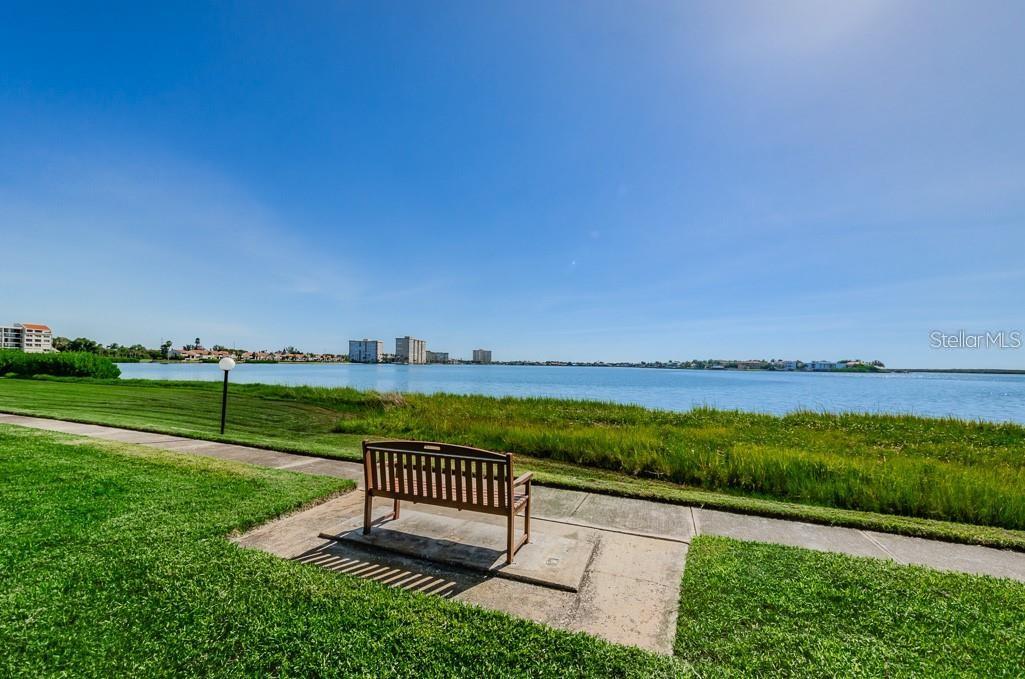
118, 360, 1025, 375
886, 368, 1025, 375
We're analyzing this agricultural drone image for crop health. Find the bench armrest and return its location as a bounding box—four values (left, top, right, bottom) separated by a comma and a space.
512, 472, 533, 487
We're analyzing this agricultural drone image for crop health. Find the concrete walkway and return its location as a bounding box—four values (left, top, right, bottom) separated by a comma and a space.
4, 411, 1025, 584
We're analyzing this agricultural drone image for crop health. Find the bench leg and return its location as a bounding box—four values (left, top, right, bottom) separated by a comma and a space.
524, 491, 531, 545
363, 493, 372, 535
506, 510, 515, 565
393, 498, 401, 520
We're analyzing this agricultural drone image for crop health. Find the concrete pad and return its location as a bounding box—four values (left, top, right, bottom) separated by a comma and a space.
696, 508, 888, 558
234, 489, 684, 654
336, 508, 597, 592
588, 530, 689, 586
568, 493, 694, 541
864, 531, 1025, 582
574, 566, 684, 655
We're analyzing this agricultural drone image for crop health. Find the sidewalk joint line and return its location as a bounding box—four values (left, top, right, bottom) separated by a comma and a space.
532, 514, 691, 544
568, 492, 591, 517
859, 530, 903, 563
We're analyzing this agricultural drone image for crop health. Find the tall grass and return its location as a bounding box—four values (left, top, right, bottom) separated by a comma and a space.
2, 377, 1024, 530
0, 350, 121, 379
330, 391, 1025, 529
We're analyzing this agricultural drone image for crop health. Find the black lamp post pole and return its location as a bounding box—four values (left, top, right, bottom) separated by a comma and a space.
220, 369, 229, 434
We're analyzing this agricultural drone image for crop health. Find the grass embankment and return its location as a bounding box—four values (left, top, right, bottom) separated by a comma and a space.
0, 425, 674, 677
2, 377, 1025, 550
4, 426, 1024, 676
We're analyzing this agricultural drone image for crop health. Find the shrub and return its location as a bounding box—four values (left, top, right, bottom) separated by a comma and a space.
0, 350, 121, 379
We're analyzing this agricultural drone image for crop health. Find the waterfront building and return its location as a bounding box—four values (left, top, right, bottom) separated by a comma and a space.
395, 336, 426, 364
0, 323, 53, 353
809, 360, 836, 371
349, 339, 384, 363
426, 351, 449, 364
472, 348, 492, 364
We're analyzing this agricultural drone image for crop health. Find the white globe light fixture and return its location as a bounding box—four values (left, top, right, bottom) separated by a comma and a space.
218, 357, 237, 433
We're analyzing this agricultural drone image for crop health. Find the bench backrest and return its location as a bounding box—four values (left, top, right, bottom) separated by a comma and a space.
363, 440, 513, 511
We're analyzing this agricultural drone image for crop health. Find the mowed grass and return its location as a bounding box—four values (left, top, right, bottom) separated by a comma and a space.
2, 377, 1025, 549
0, 425, 677, 677
4, 425, 1024, 677
676, 537, 1025, 676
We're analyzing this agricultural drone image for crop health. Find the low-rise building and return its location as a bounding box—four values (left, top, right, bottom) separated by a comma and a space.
396, 336, 426, 364
808, 360, 836, 371
349, 339, 384, 363
426, 351, 449, 364
0, 323, 54, 353
472, 348, 492, 364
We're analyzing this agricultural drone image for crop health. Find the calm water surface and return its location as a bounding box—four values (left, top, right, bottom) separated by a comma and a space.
116, 362, 1025, 424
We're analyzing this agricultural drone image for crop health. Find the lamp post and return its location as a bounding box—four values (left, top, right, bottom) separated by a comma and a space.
218, 357, 236, 434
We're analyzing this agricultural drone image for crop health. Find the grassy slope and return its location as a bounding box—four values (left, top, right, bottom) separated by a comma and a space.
676, 537, 1025, 676
2, 377, 1025, 551
0, 425, 677, 677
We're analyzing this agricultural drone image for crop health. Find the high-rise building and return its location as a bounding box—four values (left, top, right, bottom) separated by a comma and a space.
395, 336, 426, 364
348, 339, 384, 363
472, 348, 492, 364
426, 351, 449, 364
0, 323, 53, 353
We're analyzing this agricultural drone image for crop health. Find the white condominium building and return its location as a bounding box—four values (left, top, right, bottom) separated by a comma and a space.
0, 323, 53, 353
348, 339, 384, 363
396, 336, 426, 364
472, 348, 492, 364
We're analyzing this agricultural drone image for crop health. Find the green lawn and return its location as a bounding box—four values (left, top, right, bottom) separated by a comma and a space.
4, 424, 1024, 677
676, 537, 1025, 676
0, 425, 676, 677
2, 377, 1025, 551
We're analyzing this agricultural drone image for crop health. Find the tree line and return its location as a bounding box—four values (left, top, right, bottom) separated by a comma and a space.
53, 337, 174, 360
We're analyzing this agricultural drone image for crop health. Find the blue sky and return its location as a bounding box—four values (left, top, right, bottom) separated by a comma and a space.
2, 1, 1023, 367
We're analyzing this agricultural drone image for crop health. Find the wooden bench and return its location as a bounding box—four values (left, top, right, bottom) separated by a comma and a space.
362, 440, 533, 564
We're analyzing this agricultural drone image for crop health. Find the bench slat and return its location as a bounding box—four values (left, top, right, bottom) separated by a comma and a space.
496, 460, 506, 509
420, 457, 428, 500
365, 442, 521, 512
485, 461, 493, 508
455, 457, 463, 503
396, 451, 406, 496
434, 455, 443, 501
